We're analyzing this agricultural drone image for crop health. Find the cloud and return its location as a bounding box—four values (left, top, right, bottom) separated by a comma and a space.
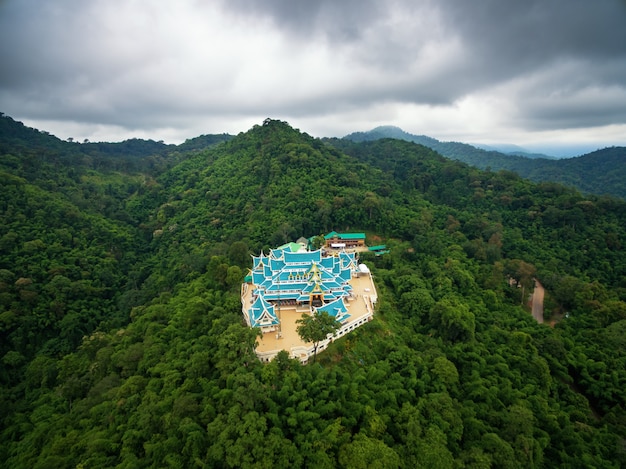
219, 0, 386, 42
509, 63, 626, 130
1, 0, 625, 151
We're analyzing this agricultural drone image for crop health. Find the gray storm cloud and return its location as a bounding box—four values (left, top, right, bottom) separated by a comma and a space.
1, 0, 625, 150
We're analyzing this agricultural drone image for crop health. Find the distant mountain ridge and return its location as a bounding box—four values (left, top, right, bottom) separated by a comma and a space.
343, 126, 626, 200
2, 113, 624, 200
472, 143, 554, 159
0, 112, 232, 157
0, 113, 233, 174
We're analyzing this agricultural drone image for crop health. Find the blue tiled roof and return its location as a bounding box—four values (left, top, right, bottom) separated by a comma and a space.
249, 247, 357, 316
248, 295, 279, 328
316, 298, 350, 323
284, 250, 322, 264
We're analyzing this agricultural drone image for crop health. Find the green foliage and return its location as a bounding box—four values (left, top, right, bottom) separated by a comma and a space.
296, 311, 341, 362
1, 116, 626, 467
342, 126, 626, 200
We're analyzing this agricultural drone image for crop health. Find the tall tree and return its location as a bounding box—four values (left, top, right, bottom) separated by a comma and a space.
296, 311, 340, 363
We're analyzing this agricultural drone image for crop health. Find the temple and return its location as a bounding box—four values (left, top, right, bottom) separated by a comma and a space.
241, 242, 377, 363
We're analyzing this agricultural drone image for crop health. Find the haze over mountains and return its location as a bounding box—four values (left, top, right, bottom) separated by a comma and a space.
346, 125, 552, 159
2, 113, 625, 200
471, 143, 555, 160
342, 125, 626, 200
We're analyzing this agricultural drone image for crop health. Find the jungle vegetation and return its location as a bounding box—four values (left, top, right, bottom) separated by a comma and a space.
342, 126, 626, 200
1, 115, 626, 467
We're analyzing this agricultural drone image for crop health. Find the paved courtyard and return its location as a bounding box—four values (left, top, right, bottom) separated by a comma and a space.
242, 271, 376, 357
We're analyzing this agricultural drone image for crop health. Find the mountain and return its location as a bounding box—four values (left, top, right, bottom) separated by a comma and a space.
343, 126, 626, 199
0, 113, 170, 155
345, 125, 443, 148
176, 133, 234, 152
0, 113, 232, 176
473, 143, 555, 159
503, 146, 626, 199
1, 116, 626, 467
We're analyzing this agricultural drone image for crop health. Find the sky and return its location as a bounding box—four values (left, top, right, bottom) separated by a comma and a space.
1, 0, 626, 156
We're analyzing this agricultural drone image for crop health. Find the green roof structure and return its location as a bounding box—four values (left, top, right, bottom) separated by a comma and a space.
324, 232, 366, 240
276, 242, 304, 253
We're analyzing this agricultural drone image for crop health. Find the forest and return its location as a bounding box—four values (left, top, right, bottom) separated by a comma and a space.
1, 114, 626, 467
343, 126, 626, 200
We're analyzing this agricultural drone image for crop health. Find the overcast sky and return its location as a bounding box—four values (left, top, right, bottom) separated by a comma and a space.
1, 0, 626, 156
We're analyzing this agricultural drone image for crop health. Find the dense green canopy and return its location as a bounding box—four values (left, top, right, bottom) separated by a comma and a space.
296, 311, 341, 363
1, 116, 625, 467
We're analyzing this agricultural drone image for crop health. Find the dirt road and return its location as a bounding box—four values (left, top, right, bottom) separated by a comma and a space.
531, 279, 545, 324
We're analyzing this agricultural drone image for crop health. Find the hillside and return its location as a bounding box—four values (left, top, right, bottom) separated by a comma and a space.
506, 146, 626, 199
342, 125, 539, 168
0, 113, 231, 177
1, 118, 626, 467
343, 126, 626, 199
473, 143, 554, 159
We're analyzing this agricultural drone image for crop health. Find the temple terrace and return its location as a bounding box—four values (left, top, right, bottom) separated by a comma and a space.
241, 241, 377, 363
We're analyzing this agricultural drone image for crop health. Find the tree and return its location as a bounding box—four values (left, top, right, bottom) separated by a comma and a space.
429, 298, 475, 342
296, 311, 340, 363
310, 234, 325, 250
338, 433, 401, 469
504, 259, 536, 304
363, 191, 381, 220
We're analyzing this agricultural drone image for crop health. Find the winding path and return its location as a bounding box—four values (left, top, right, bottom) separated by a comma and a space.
531, 279, 545, 324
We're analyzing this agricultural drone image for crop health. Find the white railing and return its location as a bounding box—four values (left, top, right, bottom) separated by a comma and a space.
252, 271, 378, 364
256, 305, 374, 364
